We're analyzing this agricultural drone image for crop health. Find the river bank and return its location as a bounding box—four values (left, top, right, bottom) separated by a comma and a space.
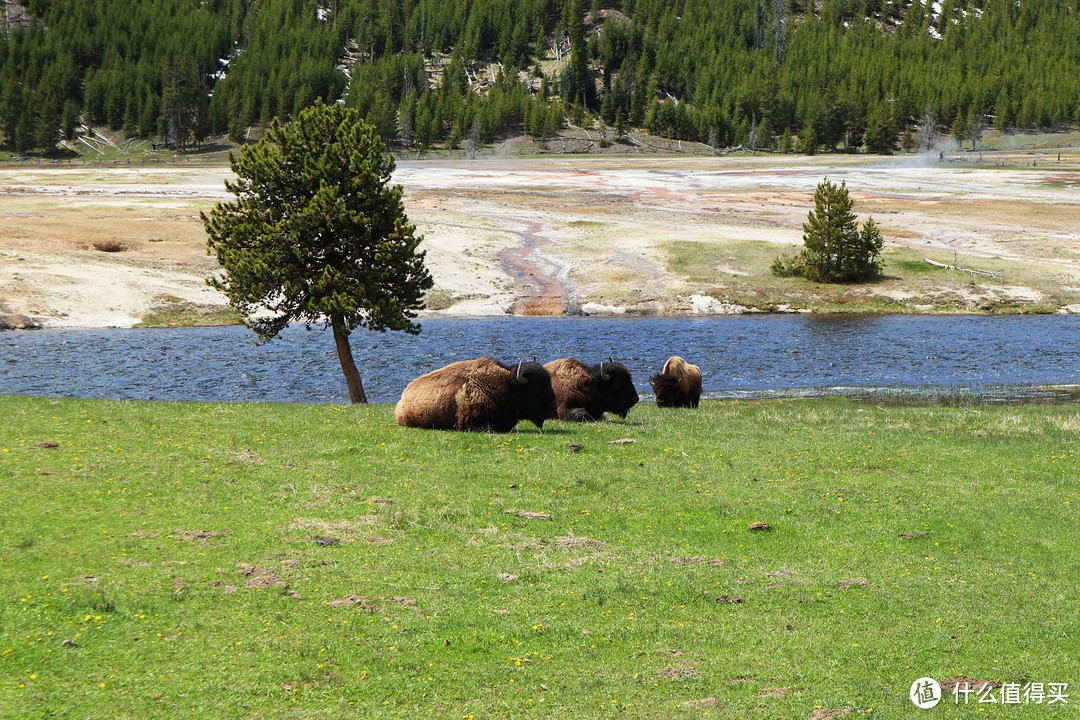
3, 153, 1080, 329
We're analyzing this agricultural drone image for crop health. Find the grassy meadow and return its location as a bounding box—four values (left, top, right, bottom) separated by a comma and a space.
1, 395, 1078, 718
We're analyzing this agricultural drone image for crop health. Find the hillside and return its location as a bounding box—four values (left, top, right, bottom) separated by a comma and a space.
1, 0, 1077, 158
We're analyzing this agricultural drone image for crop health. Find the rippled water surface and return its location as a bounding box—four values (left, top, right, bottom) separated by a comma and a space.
2, 315, 1079, 404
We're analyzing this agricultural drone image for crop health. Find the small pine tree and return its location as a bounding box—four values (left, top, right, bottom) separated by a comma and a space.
772, 178, 885, 282
855, 217, 885, 278
801, 177, 859, 280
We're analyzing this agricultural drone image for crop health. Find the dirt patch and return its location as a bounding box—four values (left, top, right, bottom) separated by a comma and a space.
287, 517, 379, 540
237, 562, 289, 590
327, 594, 378, 610
763, 569, 809, 585
208, 581, 238, 594
117, 558, 153, 568
91, 240, 129, 253
940, 678, 1001, 692
759, 687, 793, 698
808, 707, 852, 720
556, 536, 608, 551
173, 529, 228, 541
656, 665, 699, 680
229, 450, 266, 465
503, 509, 552, 520
674, 555, 725, 566
681, 697, 720, 708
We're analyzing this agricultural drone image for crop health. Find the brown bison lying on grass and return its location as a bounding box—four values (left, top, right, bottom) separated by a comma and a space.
544, 357, 639, 422
650, 356, 702, 408
396, 358, 556, 432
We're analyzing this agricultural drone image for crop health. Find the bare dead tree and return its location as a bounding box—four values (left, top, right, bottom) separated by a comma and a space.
774, 0, 788, 62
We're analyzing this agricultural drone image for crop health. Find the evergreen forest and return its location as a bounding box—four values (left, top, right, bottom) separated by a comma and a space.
1, 0, 1077, 155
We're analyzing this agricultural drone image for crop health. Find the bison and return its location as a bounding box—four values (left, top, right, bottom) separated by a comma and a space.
650, 356, 702, 408
543, 357, 639, 422
395, 357, 556, 432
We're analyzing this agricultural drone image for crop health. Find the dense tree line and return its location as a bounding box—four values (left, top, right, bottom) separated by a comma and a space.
1, 0, 1077, 155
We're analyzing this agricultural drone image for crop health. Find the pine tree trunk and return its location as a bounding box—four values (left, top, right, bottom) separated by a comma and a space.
332, 317, 367, 404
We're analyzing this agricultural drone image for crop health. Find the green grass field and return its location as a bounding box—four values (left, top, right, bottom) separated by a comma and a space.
2, 395, 1078, 718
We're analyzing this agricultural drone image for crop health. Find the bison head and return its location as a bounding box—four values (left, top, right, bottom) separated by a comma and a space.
650, 373, 682, 407
594, 359, 639, 418
508, 360, 557, 428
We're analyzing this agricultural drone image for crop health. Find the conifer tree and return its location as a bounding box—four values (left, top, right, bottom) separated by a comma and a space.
863, 103, 897, 154
801, 177, 859, 280
951, 108, 969, 148
34, 93, 61, 154
203, 101, 432, 403
160, 50, 202, 150
772, 178, 884, 282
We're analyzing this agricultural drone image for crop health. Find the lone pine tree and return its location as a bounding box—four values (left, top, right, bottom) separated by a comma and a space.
203, 101, 432, 403
772, 177, 884, 283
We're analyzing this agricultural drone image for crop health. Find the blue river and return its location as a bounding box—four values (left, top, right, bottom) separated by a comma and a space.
2, 315, 1078, 404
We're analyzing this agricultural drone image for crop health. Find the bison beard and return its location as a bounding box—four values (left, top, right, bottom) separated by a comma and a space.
395, 358, 556, 432
650, 356, 702, 408
544, 357, 639, 422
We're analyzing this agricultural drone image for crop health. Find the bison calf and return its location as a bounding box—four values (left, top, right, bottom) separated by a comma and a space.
650, 356, 702, 408
544, 357, 639, 422
396, 357, 556, 432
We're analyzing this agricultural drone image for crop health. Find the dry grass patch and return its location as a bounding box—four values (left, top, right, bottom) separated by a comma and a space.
286, 516, 380, 542
555, 535, 608, 551
807, 707, 853, 720
91, 240, 129, 253
656, 665, 700, 680
236, 562, 289, 589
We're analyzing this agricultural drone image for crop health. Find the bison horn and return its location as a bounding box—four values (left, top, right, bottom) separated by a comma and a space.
600, 360, 610, 382
515, 358, 528, 384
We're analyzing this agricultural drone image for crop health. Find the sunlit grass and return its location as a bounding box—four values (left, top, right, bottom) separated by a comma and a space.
135, 296, 243, 328
1, 396, 1077, 718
